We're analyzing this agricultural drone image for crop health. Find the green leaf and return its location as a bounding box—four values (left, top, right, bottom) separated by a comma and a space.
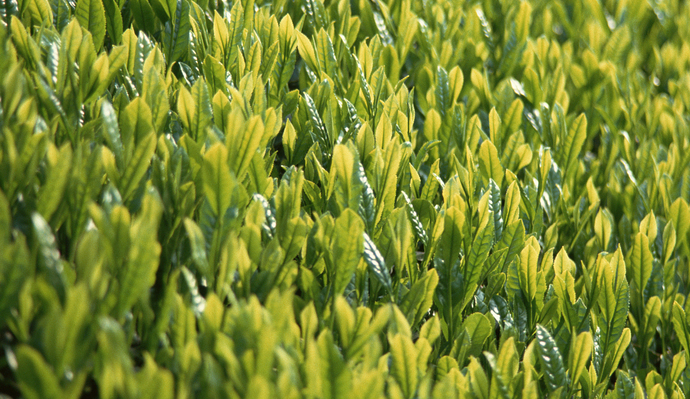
462, 313, 493, 357
315, 28, 337, 79
615, 370, 636, 399
164, 0, 190, 63
129, 0, 156, 36
0, 213, 29, 330
497, 220, 525, 273
600, 274, 629, 346
119, 132, 156, 203
37, 144, 72, 221
504, 99, 524, 134
389, 333, 419, 399
519, 240, 539, 301
318, 331, 352, 399
224, 0, 244, 67
331, 209, 365, 297
448, 66, 463, 104
304, 92, 330, 154
436, 66, 450, 115
31, 212, 66, 301
400, 269, 438, 327
304, 0, 327, 31
190, 77, 213, 140
120, 97, 155, 149
630, 232, 653, 293
184, 218, 209, 278
561, 113, 587, 180
177, 86, 196, 135
463, 219, 493, 307
51, 0, 70, 31
535, 324, 568, 392
331, 143, 360, 212
273, 15, 297, 95
15, 345, 63, 399
479, 140, 503, 187
663, 220, 676, 263
486, 337, 518, 399
488, 179, 503, 240
672, 303, 690, 355
641, 296, 662, 349
420, 315, 442, 345
402, 191, 428, 246
227, 115, 264, 179
437, 207, 464, 270
423, 109, 442, 149
600, 328, 631, 380
274, 168, 303, 240
355, 157, 376, 233
488, 107, 501, 147
594, 208, 613, 251
202, 143, 233, 217
28, 0, 53, 28
435, 207, 465, 340
363, 232, 393, 298
666, 351, 686, 388
75, 0, 106, 50
101, 100, 124, 167
521, 68, 541, 105
420, 159, 441, 202
374, 141, 402, 227
569, 331, 593, 387
297, 30, 319, 76
204, 54, 227, 95
484, 352, 510, 399
668, 198, 690, 246
102, 0, 123, 44
115, 191, 162, 317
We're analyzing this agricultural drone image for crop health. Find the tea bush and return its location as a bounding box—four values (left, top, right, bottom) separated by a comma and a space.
1, 0, 690, 397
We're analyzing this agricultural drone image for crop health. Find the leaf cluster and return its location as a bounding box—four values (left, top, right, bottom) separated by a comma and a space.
1, 0, 690, 398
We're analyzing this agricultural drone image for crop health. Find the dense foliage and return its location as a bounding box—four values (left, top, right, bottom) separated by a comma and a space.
1, 0, 690, 397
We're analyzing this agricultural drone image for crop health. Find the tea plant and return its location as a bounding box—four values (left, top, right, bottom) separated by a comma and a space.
1, 0, 690, 397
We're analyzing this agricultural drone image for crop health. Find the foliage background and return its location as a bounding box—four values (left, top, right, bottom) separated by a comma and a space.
1, 0, 690, 397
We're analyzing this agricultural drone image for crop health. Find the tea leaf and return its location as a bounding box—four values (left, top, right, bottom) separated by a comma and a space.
630, 233, 653, 293
389, 333, 418, 399
202, 143, 233, 217
561, 114, 587, 180
479, 140, 503, 187
331, 209, 364, 297
536, 324, 568, 392
75, 0, 105, 50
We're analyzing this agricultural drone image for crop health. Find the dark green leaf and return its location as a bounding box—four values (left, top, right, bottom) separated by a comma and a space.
535, 324, 568, 392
